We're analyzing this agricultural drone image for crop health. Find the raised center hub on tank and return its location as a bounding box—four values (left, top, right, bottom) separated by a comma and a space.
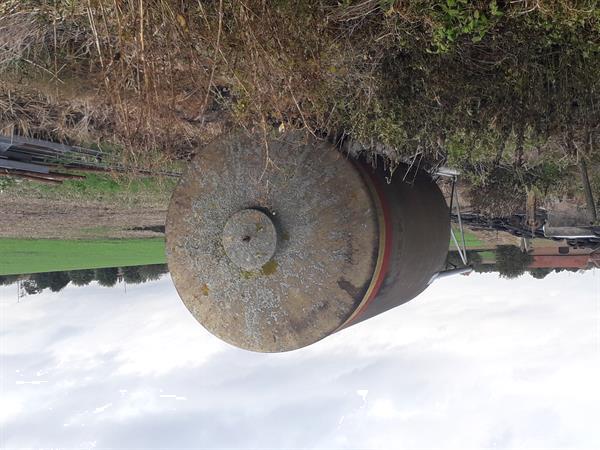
222, 208, 277, 270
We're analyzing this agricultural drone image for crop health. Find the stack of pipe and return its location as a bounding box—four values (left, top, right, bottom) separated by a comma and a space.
0, 135, 180, 184
0, 135, 100, 183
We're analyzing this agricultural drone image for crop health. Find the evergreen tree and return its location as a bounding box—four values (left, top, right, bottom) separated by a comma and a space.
32, 271, 70, 292
529, 268, 552, 279
68, 269, 95, 286
137, 264, 169, 281
122, 266, 145, 284
95, 267, 119, 287
495, 245, 533, 279
0, 275, 20, 286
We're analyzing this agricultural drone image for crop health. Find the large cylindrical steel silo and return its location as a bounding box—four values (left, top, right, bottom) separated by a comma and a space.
166, 132, 449, 352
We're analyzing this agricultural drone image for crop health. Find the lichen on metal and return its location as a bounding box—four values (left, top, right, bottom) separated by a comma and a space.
166, 132, 379, 352
166, 131, 450, 352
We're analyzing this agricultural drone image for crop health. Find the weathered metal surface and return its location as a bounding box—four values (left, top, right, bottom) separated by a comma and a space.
349, 168, 450, 325
166, 131, 450, 352
0, 135, 102, 157
222, 208, 278, 270
166, 132, 379, 352
543, 226, 598, 239
0, 158, 50, 174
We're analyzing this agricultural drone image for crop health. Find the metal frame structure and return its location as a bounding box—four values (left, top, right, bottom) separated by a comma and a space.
434, 166, 470, 267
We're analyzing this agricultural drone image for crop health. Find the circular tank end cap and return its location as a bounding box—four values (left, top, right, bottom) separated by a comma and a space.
222, 208, 277, 270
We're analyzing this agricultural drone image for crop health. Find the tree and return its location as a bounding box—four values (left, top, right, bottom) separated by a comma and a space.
32, 271, 70, 292
21, 279, 41, 295
95, 267, 119, 287
446, 250, 483, 268
495, 245, 533, 279
472, 263, 497, 273
68, 269, 95, 286
136, 264, 169, 281
529, 268, 552, 279
121, 266, 145, 284
0, 275, 20, 286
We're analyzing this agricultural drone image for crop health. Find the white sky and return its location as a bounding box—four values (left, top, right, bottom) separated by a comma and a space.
1, 270, 599, 449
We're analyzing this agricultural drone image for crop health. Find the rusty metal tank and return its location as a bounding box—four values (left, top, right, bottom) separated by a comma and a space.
166, 132, 450, 352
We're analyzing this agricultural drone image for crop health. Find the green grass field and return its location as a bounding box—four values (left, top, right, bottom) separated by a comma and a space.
0, 238, 166, 275
0, 229, 511, 276
2, 172, 177, 208
449, 227, 486, 249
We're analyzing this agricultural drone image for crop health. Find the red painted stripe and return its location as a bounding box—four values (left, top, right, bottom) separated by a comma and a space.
342, 165, 393, 328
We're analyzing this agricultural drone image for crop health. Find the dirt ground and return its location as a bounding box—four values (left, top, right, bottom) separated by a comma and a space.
0, 195, 167, 239
0, 169, 589, 242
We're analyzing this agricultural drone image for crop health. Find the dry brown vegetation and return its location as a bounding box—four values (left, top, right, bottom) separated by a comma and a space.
1, 0, 599, 213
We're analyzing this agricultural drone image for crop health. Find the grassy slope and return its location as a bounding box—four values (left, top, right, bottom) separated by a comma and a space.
1, 172, 176, 207
2, 2, 598, 203
0, 238, 166, 275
